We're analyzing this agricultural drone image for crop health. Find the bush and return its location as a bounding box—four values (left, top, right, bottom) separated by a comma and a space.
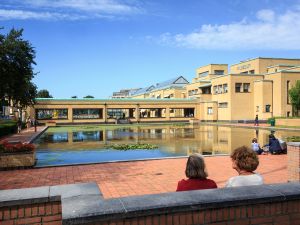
0, 141, 35, 153
0, 121, 17, 138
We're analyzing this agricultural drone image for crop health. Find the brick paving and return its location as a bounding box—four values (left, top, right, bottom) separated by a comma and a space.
0, 154, 287, 199
0, 126, 47, 144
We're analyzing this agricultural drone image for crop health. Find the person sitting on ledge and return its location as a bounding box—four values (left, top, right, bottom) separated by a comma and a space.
176, 153, 217, 191
226, 146, 264, 187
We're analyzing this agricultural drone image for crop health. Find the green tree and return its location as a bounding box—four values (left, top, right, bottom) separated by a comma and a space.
37, 89, 53, 98
289, 80, 300, 116
83, 95, 94, 98
0, 28, 37, 113
71, 96, 77, 98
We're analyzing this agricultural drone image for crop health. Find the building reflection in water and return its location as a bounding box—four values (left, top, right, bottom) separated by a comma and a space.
36, 125, 300, 156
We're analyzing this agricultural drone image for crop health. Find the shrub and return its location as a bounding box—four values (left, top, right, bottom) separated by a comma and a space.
0, 141, 35, 153
0, 121, 17, 138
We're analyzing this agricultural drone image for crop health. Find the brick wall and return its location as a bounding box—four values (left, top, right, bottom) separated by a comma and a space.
89, 200, 300, 225
288, 143, 300, 182
0, 201, 61, 225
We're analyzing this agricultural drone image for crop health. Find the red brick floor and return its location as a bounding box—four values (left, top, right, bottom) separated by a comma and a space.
0, 126, 46, 144
0, 155, 287, 199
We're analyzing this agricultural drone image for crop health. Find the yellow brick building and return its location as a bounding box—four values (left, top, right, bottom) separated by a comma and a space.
29, 57, 300, 124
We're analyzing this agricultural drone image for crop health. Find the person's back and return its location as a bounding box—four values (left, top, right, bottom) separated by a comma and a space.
226, 173, 263, 187
269, 137, 282, 154
176, 154, 217, 192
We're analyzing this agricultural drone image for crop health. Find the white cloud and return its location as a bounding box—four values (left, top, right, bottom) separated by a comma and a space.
0, 0, 142, 21
0, 9, 83, 21
25, 0, 141, 14
158, 8, 300, 50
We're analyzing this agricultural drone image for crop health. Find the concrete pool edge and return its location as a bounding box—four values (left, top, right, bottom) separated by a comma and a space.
34, 154, 230, 168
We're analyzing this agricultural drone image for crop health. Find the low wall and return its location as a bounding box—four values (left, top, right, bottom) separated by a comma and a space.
2, 182, 300, 225
0, 152, 35, 170
276, 118, 300, 127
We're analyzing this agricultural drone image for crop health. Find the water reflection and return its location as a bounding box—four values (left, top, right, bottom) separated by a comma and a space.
34, 125, 300, 166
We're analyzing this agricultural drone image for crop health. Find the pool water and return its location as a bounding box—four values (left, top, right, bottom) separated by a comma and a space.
34, 124, 299, 166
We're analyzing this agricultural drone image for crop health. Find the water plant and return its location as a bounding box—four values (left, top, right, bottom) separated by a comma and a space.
106, 143, 158, 150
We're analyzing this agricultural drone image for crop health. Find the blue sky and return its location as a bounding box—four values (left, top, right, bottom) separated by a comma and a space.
1, 0, 300, 98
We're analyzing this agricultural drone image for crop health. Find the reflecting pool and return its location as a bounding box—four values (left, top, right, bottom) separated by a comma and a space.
34, 124, 300, 166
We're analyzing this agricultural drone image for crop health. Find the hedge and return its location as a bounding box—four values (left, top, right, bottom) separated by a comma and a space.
0, 121, 17, 138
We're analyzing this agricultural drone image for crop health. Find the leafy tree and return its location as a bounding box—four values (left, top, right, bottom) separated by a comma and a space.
37, 89, 53, 98
83, 95, 94, 98
71, 96, 77, 98
0, 28, 37, 114
289, 80, 300, 116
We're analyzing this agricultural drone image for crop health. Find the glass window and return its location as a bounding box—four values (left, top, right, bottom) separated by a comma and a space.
207, 107, 213, 115
198, 71, 209, 77
139, 108, 166, 118
249, 70, 255, 74
218, 85, 223, 94
287, 80, 290, 104
265, 105, 271, 112
107, 108, 136, 119
243, 83, 250, 92
73, 109, 103, 119
235, 83, 242, 93
170, 108, 195, 118
36, 109, 68, 120
214, 70, 224, 75
218, 102, 228, 108
223, 84, 228, 93
202, 87, 211, 94
213, 86, 218, 94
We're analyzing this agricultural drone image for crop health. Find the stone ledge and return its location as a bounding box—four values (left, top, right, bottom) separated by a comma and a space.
2, 182, 300, 225
287, 142, 300, 147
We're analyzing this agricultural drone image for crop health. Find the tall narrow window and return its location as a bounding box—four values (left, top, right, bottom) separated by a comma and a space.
287, 80, 290, 104
207, 107, 213, 115
223, 84, 228, 93
243, 83, 250, 92
265, 105, 271, 112
235, 83, 242, 93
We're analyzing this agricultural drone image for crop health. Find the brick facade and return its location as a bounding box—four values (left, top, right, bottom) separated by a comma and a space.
0, 201, 61, 225
288, 143, 300, 182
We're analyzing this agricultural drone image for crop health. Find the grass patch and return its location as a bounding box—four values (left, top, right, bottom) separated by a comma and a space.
0, 120, 17, 138
105, 143, 158, 150
286, 136, 300, 142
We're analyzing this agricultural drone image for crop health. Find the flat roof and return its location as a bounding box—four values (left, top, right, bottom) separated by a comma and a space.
35, 98, 197, 102
231, 57, 300, 67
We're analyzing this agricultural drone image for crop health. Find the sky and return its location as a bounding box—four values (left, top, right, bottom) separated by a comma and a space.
1, 0, 300, 98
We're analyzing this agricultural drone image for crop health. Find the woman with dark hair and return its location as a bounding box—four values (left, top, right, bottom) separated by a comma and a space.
176, 154, 217, 191
226, 146, 264, 187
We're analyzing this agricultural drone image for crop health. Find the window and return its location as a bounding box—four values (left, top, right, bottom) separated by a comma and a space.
214, 70, 224, 75
243, 83, 250, 92
218, 102, 228, 108
139, 108, 166, 118
170, 108, 195, 118
265, 105, 271, 112
36, 109, 68, 120
107, 108, 135, 119
198, 71, 209, 77
249, 70, 255, 74
218, 85, 223, 94
287, 80, 290, 104
223, 84, 228, 93
207, 107, 213, 115
235, 83, 242, 92
213, 86, 218, 94
256, 106, 259, 112
73, 109, 103, 119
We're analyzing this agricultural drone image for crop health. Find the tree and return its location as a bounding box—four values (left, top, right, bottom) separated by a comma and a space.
0, 28, 37, 113
83, 95, 94, 98
71, 96, 77, 98
289, 80, 300, 116
37, 89, 53, 98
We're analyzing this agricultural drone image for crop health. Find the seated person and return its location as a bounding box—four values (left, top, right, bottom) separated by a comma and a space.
226, 146, 264, 187
176, 154, 217, 191
251, 138, 263, 155
269, 134, 283, 154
